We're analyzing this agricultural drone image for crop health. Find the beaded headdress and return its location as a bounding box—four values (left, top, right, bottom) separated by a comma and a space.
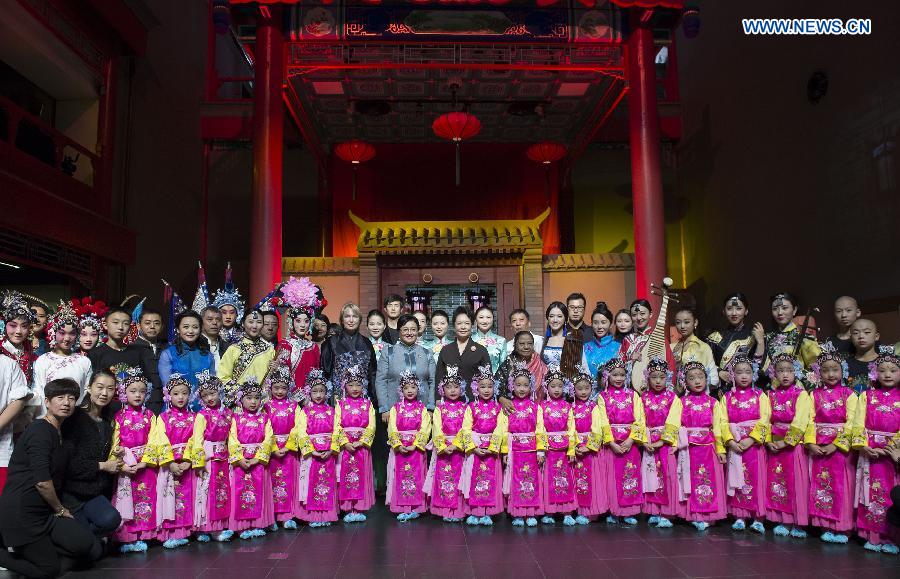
397, 369, 420, 396
644, 356, 674, 390
163, 373, 191, 405
868, 345, 900, 383
767, 348, 804, 380
339, 356, 369, 396
727, 354, 759, 384
196, 370, 225, 408
46, 300, 79, 348
808, 342, 848, 386
265, 364, 293, 394
542, 364, 572, 398
471, 363, 500, 399
1, 290, 37, 324
601, 357, 631, 388
237, 377, 264, 401
303, 368, 333, 401
677, 360, 708, 390
571, 363, 597, 393
113, 364, 147, 403
438, 364, 466, 400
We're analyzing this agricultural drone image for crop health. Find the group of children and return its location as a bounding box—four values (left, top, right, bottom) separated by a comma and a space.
104, 341, 899, 556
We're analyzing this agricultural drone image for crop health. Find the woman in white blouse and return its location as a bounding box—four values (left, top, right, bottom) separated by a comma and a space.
32, 303, 92, 414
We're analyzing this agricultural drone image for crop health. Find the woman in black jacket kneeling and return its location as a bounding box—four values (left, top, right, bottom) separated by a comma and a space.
60, 369, 122, 538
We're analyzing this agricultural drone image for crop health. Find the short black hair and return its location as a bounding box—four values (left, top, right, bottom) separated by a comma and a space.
89, 368, 116, 386
509, 308, 530, 321
383, 294, 404, 308
398, 313, 419, 330
138, 308, 162, 322
104, 306, 131, 320
262, 311, 279, 322
201, 305, 221, 316
45, 378, 80, 400
367, 309, 386, 323
630, 299, 652, 313
431, 309, 449, 322
673, 306, 696, 319
566, 293, 586, 305
452, 306, 474, 325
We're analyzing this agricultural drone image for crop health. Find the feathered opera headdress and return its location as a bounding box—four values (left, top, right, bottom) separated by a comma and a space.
211, 262, 245, 321
71, 297, 108, 334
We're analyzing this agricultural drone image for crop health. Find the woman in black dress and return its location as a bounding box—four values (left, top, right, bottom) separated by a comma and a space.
435, 307, 491, 392
0, 378, 96, 578
60, 369, 122, 538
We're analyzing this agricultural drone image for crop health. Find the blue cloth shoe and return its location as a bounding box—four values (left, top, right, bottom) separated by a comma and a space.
216, 530, 234, 542
575, 515, 590, 525
283, 520, 298, 530
732, 519, 746, 531
356, 513, 367, 522
881, 543, 899, 555
606, 516, 619, 524
647, 516, 660, 526
397, 513, 410, 522
254, 528, 267, 537
790, 527, 807, 539
525, 517, 538, 527
479, 516, 493, 526
562, 516, 576, 526
821, 531, 836, 543
443, 517, 462, 523
163, 538, 187, 548
622, 517, 638, 525
656, 517, 673, 529
692, 521, 709, 532
239, 530, 255, 540
196, 534, 210, 543
773, 525, 789, 537
466, 516, 480, 526
541, 516, 555, 525
749, 520, 765, 534
269, 523, 279, 532
512, 518, 525, 527
119, 542, 143, 554
864, 542, 882, 552
831, 534, 848, 544
406, 512, 420, 521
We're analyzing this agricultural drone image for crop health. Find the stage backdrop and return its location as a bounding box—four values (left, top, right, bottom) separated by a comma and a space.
330, 143, 561, 257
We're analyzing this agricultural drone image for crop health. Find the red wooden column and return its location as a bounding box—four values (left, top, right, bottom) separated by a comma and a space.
626, 16, 666, 306
250, 6, 285, 301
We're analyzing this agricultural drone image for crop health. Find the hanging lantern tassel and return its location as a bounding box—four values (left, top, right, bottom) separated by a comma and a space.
334, 140, 375, 202
455, 140, 461, 186
526, 142, 567, 205
433, 112, 481, 188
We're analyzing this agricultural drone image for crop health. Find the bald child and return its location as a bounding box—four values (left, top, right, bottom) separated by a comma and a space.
828, 296, 861, 355
846, 318, 880, 393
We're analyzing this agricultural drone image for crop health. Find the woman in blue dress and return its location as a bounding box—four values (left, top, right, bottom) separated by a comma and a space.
158, 310, 215, 410
581, 301, 621, 380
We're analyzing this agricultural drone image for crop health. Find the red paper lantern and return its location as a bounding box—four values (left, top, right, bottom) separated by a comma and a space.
527, 142, 567, 204
334, 140, 375, 199
526, 142, 567, 165
432, 112, 481, 186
